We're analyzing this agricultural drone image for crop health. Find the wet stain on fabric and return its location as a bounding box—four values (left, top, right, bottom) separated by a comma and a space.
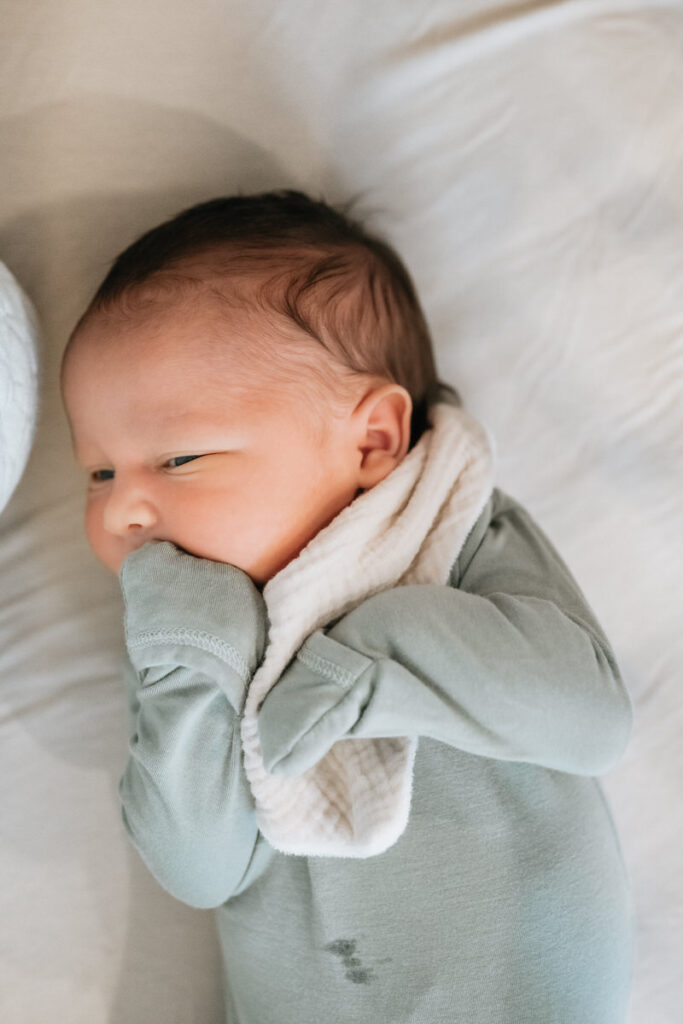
324, 938, 377, 984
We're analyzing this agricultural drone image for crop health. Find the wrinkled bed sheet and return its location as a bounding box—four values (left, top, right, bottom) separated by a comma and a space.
1, 2, 682, 1022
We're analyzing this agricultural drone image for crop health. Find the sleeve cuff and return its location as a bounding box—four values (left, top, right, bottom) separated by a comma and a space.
295, 629, 374, 688
257, 628, 375, 777
119, 541, 268, 702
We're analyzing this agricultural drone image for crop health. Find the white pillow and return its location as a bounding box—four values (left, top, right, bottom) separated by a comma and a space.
0, 262, 41, 515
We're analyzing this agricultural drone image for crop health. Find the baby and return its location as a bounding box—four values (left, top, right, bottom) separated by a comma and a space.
60, 190, 633, 1023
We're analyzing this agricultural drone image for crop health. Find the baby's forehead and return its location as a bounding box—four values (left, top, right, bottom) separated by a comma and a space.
62, 284, 370, 429
65, 316, 345, 415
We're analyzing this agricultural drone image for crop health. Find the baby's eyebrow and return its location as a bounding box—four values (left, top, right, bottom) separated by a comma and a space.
72, 427, 235, 467
72, 445, 96, 467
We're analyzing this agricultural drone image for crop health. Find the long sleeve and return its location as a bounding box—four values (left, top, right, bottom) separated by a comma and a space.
257, 489, 633, 779
117, 541, 267, 909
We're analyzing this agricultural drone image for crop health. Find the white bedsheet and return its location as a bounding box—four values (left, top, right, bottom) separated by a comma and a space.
1, 2, 681, 1021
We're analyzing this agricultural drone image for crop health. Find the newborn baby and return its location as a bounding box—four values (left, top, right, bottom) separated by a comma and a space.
60, 190, 633, 1024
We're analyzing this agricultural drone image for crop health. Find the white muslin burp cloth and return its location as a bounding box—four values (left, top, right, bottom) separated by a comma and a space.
240, 398, 496, 858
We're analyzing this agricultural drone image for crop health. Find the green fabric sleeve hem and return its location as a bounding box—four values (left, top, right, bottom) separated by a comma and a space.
296, 629, 373, 689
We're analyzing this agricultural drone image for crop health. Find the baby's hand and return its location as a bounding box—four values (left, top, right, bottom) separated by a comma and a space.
122, 539, 248, 578
119, 539, 269, 671
257, 635, 374, 777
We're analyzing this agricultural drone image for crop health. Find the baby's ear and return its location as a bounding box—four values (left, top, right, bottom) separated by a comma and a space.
356, 384, 412, 488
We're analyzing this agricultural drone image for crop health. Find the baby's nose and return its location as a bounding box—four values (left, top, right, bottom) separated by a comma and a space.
103, 485, 158, 536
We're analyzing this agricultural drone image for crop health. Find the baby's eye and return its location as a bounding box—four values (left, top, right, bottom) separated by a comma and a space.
89, 469, 113, 483
88, 455, 201, 483
166, 455, 201, 468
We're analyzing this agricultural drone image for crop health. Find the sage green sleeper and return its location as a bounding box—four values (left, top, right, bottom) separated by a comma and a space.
118, 486, 633, 1023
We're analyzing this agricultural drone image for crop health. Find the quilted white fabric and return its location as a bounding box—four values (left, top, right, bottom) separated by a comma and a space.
241, 400, 495, 858
0, 263, 40, 515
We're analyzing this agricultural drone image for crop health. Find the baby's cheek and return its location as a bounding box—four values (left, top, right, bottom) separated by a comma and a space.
83, 498, 112, 565
83, 498, 100, 545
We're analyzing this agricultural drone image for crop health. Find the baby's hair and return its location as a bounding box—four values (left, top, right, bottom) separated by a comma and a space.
65, 189, 460, 448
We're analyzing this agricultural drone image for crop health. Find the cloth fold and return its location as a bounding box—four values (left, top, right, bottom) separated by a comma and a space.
240, 396, 496, 858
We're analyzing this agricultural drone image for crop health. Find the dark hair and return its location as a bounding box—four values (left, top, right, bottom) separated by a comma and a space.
66, 189, 460, 448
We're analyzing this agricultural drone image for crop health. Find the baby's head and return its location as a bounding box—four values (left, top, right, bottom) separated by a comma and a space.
60, 190, 455, 586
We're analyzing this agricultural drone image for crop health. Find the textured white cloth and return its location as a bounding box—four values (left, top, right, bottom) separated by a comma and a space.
240, 399, 496, 858
0, 262, 41, 515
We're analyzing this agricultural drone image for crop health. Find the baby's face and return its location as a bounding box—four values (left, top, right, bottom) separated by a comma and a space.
60, 306, 368, 586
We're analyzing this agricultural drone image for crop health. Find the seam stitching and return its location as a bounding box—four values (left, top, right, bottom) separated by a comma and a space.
127, 627, 249, 682
297, 644, 361, 688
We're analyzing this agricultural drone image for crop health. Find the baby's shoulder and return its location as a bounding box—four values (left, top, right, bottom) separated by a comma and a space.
447, 487, 531, 588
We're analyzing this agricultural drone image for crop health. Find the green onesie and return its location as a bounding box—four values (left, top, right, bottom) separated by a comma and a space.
118, 487, 633, 1024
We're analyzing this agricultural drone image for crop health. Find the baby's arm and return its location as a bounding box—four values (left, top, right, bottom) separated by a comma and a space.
117, 542, 265, 908
257, 489, 633, 779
